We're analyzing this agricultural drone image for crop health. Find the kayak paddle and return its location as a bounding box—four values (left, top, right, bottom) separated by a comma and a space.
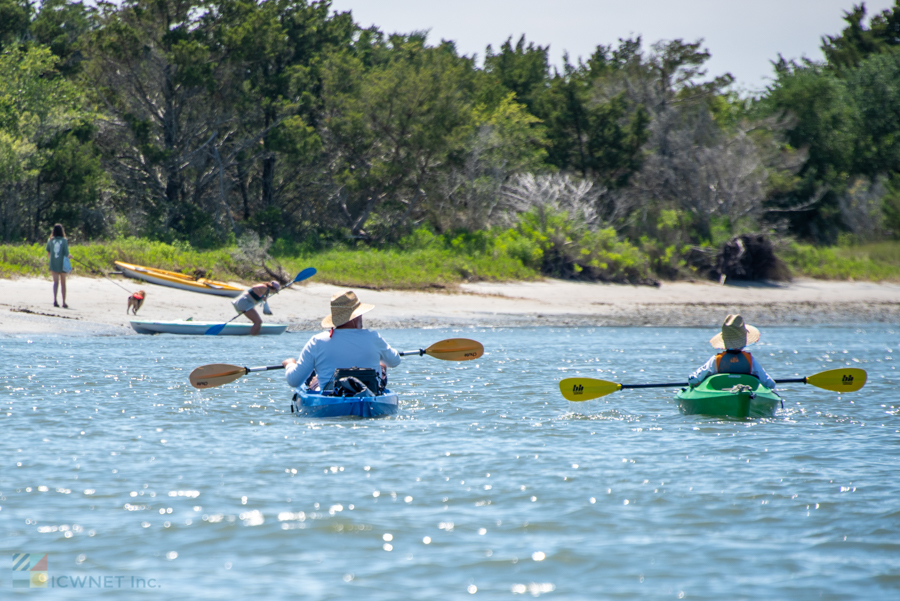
559, 367, 868, 401
205, 267, 316, 336
190, 338, 484, 389
772, 367, 867, 392
399, 338, 484, 361
189, 363, 284, 389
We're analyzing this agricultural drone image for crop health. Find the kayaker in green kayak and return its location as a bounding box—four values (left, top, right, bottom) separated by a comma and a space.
688, 314, 776, 389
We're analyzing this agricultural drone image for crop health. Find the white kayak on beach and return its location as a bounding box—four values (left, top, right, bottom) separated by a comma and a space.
130, 320, 288, 336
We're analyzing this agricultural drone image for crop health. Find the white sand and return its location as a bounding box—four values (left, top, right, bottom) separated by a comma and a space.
1, 274, 898, 335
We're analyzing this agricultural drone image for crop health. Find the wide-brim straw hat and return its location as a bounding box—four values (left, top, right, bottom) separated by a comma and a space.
709, 314, 760, 350
321, 290, 374, 328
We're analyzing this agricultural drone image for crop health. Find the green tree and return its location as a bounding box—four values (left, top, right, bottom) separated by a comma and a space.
215, 0, 352, 232
537, 55, 649, 186
846, 49, 900, 176
83, 0, 231, 244
30, 0, 98, 76
0, 0, 30, 50
320, 36, 476, 239
430, 92, 548, 230
0, 45, 100, 241
822, 1, 900, 72
483, 35, 548, 112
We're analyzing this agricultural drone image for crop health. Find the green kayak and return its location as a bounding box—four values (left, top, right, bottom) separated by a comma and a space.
676, 373, 781, 418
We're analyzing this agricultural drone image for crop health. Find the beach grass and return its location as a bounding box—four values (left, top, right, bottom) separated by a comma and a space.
783, 241, 900, 281
279, 247, 536, 290
0, 239, 538, 289
4, 238, 899, 287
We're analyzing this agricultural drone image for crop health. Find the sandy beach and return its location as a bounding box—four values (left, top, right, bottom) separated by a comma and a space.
1, 274, 899, 335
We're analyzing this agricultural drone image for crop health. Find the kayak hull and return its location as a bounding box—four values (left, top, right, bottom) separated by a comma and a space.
292, 388, 399, 418
130, 320, 287, 336
676, 373, 781, 418
115, 261, 243, 297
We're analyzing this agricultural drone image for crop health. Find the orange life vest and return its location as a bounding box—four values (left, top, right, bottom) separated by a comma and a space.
715, 350, 753, 374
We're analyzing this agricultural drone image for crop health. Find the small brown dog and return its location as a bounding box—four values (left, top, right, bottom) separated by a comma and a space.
127, 290, 146, 315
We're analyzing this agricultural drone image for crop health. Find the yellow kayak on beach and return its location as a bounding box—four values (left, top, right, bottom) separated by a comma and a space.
114, 261, 244, 297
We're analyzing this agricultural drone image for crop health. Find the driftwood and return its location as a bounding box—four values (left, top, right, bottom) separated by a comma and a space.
714, 234, 790, 282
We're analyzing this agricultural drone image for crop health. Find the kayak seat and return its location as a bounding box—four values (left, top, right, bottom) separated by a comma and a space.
327, 367, 380, 394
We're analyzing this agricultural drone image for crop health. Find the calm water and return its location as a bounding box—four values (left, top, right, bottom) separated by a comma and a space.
2, 326, 899, 600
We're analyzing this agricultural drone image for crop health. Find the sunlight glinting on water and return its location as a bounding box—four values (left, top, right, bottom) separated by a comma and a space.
2, 326, 898, 599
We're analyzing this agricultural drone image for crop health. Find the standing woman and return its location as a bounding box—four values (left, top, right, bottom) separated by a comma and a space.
46, 224, 72, 308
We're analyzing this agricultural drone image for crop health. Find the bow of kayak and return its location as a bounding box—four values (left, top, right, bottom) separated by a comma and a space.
676, 373, 781, 418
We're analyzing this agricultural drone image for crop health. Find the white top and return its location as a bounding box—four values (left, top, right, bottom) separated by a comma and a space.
688, 352, 776, 389
285, 329, 401, 389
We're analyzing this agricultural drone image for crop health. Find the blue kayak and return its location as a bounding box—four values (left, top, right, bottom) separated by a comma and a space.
291, 387, 399, 418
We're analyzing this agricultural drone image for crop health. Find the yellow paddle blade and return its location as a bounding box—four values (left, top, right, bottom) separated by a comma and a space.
189, 364, 248, 389
807, 368, 867, 393
424, 338, 484, 361
559, 378, 623, 402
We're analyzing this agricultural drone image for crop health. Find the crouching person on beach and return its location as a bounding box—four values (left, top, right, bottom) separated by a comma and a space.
232, 280, 280, 336
688, 314, 776, 389
282, 291, 400, 391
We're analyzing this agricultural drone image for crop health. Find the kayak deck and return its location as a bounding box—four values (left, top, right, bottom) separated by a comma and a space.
130, 320, 287, 336
676, 373, 781, 418
291, 387, 398, 418
115, 261, 243, 297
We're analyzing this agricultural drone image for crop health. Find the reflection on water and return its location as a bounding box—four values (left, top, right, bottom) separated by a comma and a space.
1, 327, 898, 599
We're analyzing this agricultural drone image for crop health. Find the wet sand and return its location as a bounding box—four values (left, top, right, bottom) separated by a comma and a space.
1, 275, 898, 335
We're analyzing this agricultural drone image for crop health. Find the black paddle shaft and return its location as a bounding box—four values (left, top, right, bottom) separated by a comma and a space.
621, 382, 688, 389
246, 365, 286, 373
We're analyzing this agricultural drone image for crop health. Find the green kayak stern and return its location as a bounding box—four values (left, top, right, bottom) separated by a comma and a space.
676, 373, 781, 418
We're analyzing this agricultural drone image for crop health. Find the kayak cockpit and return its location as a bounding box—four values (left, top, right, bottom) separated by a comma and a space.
676, 373, 781, 418
291, 386, 399, 418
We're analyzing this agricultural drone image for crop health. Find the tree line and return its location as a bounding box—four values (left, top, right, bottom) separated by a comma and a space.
1, 0, 899, 280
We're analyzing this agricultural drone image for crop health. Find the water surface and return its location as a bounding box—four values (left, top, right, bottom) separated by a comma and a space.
2, 327, 899, 599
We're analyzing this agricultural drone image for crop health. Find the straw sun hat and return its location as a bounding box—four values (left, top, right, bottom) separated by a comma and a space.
321, 290, 374, 328
709, 314, 760, 350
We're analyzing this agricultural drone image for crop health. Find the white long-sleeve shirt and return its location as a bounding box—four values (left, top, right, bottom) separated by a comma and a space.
285, 329, 401, 389
688, 352, 776, 389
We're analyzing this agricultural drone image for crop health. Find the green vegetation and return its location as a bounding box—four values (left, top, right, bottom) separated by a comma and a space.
783, 241, 900, 281
0, 236, 540, 288
2, 1, 900, 285
6, 236, 897, 288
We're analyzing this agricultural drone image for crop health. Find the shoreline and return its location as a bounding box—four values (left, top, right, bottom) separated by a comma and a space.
1, 276, 898, 335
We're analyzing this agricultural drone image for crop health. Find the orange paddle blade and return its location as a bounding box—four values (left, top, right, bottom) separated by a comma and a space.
424, 338, 484, 361
189, 364, 248, 389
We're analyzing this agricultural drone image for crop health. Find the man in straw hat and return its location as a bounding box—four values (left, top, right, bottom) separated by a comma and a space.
233, 280, 281, 336
282, 290, 401, 391
688, 314, 776, 389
